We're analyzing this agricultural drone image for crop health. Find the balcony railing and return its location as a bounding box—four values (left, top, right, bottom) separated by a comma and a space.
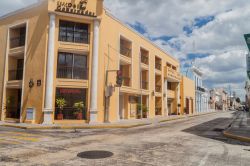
8, 69, 23, 81
165, 66, 181, 81
155, 85, 162, 92
141, 55, 149, 65
122, 76, 131, 87
120, 46, 131, 58
197, 86, 206, 92
10, 35, 25, 49
57, 66, 88, 80
141, 81, 148, 90
155, 63, 162, 71
54, 107, 87, 120
6, 107, 20, 119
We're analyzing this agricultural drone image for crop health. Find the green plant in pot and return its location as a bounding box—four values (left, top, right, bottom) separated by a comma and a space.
142, 105, 149, 118
56, 98, 66, 120
74, 101, 84, 120
137, 104, 149, 119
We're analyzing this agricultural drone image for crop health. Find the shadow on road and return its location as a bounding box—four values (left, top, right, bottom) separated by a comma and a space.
182, 118, 250, 146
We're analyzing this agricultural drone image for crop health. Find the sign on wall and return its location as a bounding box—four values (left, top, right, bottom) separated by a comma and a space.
55, 0, 96, 17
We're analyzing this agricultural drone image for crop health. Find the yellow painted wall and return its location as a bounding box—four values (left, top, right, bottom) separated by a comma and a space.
0, 0, 181, 124
0, 1, 49, 123
180, 76, 195, 115
99, 10, 180, 122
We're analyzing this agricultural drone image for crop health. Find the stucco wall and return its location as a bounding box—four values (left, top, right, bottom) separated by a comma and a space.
0, 1, 49, 123
99, 10, 180, 121
181, 76, 195, 114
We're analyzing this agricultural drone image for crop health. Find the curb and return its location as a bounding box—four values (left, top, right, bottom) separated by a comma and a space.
1, 123, 152, 130
1, 111, 220, 130
223, 131, 250, 143
159, 116, 186, 123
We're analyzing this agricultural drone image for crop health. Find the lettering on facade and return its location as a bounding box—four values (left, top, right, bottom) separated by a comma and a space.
59, 89, 82, 94
55, 0, 96, 17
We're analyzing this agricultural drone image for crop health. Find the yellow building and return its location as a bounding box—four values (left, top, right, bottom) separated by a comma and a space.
180, 76, 195, 115
0, 0, 183, 124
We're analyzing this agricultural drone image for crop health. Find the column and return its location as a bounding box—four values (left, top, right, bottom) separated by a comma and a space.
164, 79, 168, 116
43, 13, 56, 124
177, 82, 180, 115
89, 19, 100, 123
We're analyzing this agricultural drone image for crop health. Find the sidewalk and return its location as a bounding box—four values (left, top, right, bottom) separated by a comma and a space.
0, 111, 216, 130
223, 111, 250, 143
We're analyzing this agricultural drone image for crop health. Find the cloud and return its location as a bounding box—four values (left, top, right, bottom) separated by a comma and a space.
0, 0, 38, 17
0, 0, 247, 99
104, 0, 248, 99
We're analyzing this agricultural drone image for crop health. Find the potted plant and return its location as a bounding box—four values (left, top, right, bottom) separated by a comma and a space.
56, 98, 66, 120
74, 101, 84, 120
142, 105, 149, 118
137, 104, 149, 119
137, 104, 142, 119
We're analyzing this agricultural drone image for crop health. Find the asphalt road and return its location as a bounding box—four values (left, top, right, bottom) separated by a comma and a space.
0, 111, 249, 166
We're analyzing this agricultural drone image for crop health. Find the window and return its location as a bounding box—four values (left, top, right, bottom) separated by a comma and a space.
55, 88, 87, 120
59, 20, 89, 44
57, 52, 88, 80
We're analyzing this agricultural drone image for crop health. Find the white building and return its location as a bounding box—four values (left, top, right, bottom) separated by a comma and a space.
191, 66, 209, 113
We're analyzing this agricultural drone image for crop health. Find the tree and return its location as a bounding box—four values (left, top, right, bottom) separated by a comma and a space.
236, 97, 241, 103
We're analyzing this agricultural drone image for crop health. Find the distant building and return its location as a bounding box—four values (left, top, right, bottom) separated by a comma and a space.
190, 66, 209, 113
209, 88, 228, 111
180, 76, 195, 115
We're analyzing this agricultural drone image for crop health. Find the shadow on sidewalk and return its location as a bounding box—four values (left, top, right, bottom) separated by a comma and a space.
182, 118, 250, 146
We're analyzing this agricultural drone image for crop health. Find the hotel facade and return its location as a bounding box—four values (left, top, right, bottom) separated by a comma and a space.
0, 0, 189, 124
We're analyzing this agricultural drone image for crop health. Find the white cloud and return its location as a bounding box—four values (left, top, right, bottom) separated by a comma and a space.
104, 0, 249, 99
0, 0, 248, 99
0, 0, 38, 17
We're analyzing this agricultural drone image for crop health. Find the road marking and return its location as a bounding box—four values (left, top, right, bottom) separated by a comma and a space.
10, 136, 39, 142
0, 138, 20, 145
1, 131, 44, 137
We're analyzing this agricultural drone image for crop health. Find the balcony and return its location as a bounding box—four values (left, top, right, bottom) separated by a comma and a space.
155, 85, 162, 93
155, 62, 162, 71
164, 66, 181, 82
197, 86, 206, 93
120, 37, 132, 58
122, 76, 131, 87
8, 69, 23, 81
120, 46, 132, 58
57, 66, 88, 80
10, 35, 25, 49
141, 81, 148, 90
167, 90, 175, 99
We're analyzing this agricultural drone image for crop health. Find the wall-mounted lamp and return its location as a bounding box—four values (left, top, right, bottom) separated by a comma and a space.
29, 79, 34, 88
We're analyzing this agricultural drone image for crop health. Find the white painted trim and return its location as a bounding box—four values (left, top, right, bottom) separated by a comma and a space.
20, 21, 29, 122
1, 28, 10, 121
118, 34, 121, 121
105, 10, 179, 63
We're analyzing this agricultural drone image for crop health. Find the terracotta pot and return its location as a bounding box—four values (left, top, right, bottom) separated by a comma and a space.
57, 113, 63, 120
76, 112, 83, 120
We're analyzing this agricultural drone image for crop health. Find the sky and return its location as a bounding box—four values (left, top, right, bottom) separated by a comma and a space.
0, 0, 248, 99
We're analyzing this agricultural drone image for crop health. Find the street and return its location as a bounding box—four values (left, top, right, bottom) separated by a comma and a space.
0, 111, 249, 166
